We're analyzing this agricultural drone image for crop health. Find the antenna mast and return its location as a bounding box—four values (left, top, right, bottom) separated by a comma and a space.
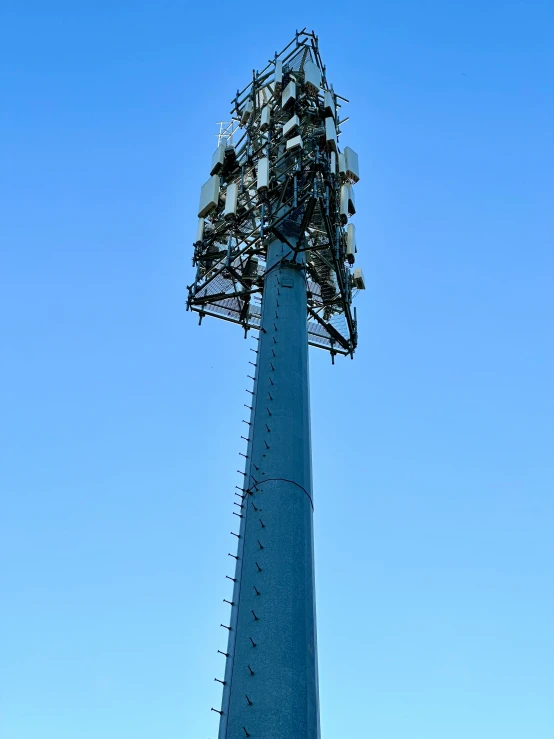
188, 29, 364, 739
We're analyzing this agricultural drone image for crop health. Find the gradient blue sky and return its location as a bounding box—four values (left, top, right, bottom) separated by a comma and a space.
1, 2, 553, 738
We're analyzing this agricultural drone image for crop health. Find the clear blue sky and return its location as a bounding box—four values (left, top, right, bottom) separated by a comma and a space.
1, 2, 553, 738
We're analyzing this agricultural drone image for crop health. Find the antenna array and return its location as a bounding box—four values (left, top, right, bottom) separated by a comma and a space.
188, 29, 364, 358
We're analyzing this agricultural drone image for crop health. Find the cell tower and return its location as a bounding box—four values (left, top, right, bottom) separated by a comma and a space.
188, 29, 364, 739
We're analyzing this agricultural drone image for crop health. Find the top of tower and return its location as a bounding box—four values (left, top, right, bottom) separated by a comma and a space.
187, 30, 364, 358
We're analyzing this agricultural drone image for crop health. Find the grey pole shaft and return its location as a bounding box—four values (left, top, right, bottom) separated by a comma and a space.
218, 234, 321, 739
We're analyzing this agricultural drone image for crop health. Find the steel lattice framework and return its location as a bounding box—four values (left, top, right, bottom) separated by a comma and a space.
188, 29, 364, 357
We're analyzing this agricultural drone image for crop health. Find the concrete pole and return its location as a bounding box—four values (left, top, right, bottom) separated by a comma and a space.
218, 232, 320, 739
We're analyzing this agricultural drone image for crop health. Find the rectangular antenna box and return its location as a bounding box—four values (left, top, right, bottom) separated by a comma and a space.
257, 157, 269, 190
260, 106, 271, 131
224, 182, 238, 219
325, 117, 337, 152
344, 146, 360, 182
283, 114, 300, 138
210, 145, 225, 176
282, 80, 296, 109
353, 267, 365, 290
274, 60, 283, 94
346, 223, 356, 264
286, 135, 303, 151
241, 99, 253, 125
304, 60, 322, 95
323, 90, 335, 118
198, 175, 220, 218
338, 152, 346, 178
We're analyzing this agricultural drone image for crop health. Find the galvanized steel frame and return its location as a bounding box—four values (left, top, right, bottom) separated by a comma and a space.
187, 29, 359, 357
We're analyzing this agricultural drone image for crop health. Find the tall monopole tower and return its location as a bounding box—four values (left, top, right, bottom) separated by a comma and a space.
188, 29, 364, 739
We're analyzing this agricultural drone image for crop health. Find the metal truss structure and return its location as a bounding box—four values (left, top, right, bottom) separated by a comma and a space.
188, 29, 364, 357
